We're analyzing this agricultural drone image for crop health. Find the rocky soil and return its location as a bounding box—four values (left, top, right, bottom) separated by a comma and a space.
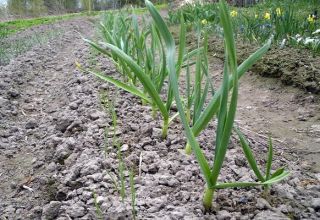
0, 16, 320, 220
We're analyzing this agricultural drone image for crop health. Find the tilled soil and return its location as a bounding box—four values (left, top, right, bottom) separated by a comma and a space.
0, 17, 320, 220
206, 37, 320, 94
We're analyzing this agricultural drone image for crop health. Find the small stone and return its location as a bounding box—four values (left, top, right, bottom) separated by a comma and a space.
89, 111, 104, 120
256, 198, 272, 210
217, 210, 232, 220
56, 66, 63, 71
42, 201, 62, 220
95, 196, 106, 205
152, 127, 163, 139
25, 119, 38, 129
130, 124, 139, 131
10, 181, 17, 189
69, 102, 78, 110
120, 144, 129, 152
47, 162, 57, 172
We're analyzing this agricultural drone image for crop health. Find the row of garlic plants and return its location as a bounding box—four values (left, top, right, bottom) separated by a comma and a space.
79, 0, 289, 211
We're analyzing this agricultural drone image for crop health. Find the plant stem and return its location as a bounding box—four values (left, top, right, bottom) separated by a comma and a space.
162, 118, 169, 139
152, 105, 157, 119
185, 142, 192, 155
186, 108, 191, 124
141, 98, 147, 106
203, 187, 214, 211
263, 185, 270, 197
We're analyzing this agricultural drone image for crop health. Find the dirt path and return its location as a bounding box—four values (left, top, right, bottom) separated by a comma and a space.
0, 18, 319, 219
208, 59, 320, 172
238, 72, 320, 171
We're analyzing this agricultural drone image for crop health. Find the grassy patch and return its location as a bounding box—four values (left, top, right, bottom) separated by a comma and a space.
0, 29, 63, 65
0, 13, 81, 38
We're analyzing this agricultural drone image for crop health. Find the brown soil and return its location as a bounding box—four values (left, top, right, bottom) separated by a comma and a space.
204, 37, 320, 94
0, 17, 319, 219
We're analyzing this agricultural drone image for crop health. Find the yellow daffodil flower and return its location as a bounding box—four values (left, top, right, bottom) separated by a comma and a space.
264, 12, 271, 20
230, 10, 238, 17
276, 8, 282, 16
307, 15, 315, 23
201, 19, 208, 25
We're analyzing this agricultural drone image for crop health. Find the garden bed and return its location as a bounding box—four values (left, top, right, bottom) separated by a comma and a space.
184, 32, 320, 94
0, 5, 320, 220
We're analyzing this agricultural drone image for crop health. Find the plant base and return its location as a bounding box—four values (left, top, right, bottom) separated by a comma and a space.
203, 187, 214, 212
185, 142, 192, 155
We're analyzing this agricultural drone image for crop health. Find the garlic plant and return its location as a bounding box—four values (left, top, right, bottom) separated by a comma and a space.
146, 0, 289, 210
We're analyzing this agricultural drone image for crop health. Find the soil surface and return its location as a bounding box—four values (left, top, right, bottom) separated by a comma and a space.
206, 37, 320, 94
0, 17, 320, 220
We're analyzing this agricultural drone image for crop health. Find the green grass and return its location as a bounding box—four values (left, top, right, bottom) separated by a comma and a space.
0, 29, 63, 65
0, 13, 82, 37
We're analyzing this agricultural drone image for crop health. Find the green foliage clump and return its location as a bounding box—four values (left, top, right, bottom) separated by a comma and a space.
80, 0, 289, 212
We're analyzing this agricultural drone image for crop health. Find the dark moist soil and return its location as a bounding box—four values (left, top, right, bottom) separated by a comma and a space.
203, 36, 320, 94
0, 17, 320, 220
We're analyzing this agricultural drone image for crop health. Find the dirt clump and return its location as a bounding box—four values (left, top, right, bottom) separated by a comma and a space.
195, 35, 320, 94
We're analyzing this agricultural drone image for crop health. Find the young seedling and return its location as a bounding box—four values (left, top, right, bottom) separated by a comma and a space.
129, 169, 137, 220
93, 191, 104, 220
116, 141, 126, 202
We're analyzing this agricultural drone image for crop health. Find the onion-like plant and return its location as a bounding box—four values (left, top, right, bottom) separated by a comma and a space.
146, 0, 289, 210
80, 9, 201, 138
